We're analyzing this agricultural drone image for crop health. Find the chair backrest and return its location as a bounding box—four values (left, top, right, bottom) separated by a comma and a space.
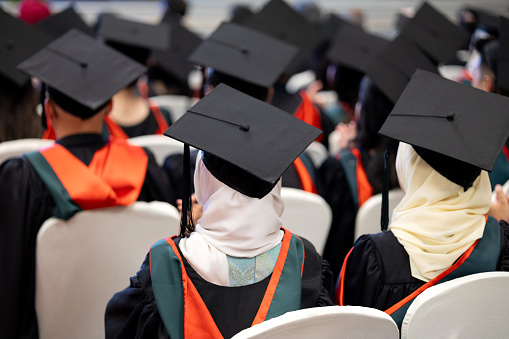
280, 188, 332, 254
232, 306, 399, 339
354, 189, 405, 241
304, 141, 328, 168
401, 272, 509, 339
35, 201, 180, 339
0, 138, 54, 165
128, 134, 185, 165
149, 95, 194, 123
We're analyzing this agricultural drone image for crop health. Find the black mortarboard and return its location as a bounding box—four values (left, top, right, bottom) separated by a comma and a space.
153, 22, 201, 84
498, 17, 509, 93
474, 8, 501, 37
379, 69, 509, 189
0, 8, 51, 87
241, 0, 323, 75
18, 29, 147, 118
321, 13, 359, 41
97, 14, 170, 51
188, 22, 298, 88
165, 83, 322, 198
400, 2, 469, 63
35, 7, 94, 39
366, 36, 438, 103
327, 24, 389, 73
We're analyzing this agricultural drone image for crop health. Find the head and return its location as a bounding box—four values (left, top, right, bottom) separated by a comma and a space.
206, 69, 272, 102
471, 40, 498, 93
45, 87, 111, 139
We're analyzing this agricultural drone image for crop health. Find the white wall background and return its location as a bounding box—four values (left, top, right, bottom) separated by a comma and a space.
2, 0, 508, 38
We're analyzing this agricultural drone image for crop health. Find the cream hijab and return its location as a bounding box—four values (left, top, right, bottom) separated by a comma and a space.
178, 151, 285, 286
389, 142, 491, 282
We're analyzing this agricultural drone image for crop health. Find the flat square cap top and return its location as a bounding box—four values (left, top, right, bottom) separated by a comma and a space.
35, 7, 94, 39
188, 22, 298, 87
0, 8, 51, 86
327, 24, 389, 73
98, 14, 170, 51
153, 22, 202, 84
400, 2, 469, 63
165, 83, 322, 185
241, 0, 323, 74
379, 69, 509, 171
18, 29, 147, 110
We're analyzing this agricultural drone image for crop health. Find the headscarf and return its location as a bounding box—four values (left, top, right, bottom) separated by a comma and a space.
388, 142, 491, 282
179, 152, 284, 286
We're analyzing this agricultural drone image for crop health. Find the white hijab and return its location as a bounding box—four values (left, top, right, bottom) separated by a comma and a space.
389, 142, 491, 282
178, 152, 285, 286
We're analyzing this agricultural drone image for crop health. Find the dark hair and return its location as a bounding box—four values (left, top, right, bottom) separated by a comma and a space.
208, 70, 269, 101
0, 76, 41, 142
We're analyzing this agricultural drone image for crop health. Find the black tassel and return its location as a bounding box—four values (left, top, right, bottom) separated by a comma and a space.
381, 150, 390, 232
179, 144, 195, 237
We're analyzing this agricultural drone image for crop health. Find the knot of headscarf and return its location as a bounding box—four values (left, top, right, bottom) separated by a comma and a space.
389, 142, 491, 281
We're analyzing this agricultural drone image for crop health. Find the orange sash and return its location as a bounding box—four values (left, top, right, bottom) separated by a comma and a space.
293, 91, 323, 143
351, 148, 373, 207
293, 157, 318, 194
39, 139, 148, 210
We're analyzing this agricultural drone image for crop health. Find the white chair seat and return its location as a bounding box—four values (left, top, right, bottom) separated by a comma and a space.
35, 201, 180, 339
354, 189, 405, 240
304, 141, 328, 168
0, 138, 54, 165
401, 272, 509, 339
128, 134, 186, 165
148, 95, 195, 123
232, 306, 399, 339
280, 188, 332, 254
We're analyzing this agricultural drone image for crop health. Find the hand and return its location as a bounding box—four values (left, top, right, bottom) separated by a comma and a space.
488, 185, 509, 222
177, 193, 203, 224
335, 121, 357, 150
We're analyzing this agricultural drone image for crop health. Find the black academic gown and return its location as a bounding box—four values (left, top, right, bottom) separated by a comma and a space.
105, 237, 334, 339
117, 107, 172, 138
0, 133, 177, 339
341, 222, 509, 312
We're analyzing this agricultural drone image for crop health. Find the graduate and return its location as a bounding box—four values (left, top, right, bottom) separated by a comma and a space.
0, 9, 50, 142
0, 29, 175, 339
105, 84, 334, 338
96, 14, 172, 138
337, 70, 509, 329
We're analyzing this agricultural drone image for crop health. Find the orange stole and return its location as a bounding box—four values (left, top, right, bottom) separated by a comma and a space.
293, 157, 318, 194
39, 139, 148, 210
351, 148, 373, 207
293, 91, 323, 143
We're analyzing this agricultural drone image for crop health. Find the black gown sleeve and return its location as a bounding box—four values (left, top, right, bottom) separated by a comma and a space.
138, 149, 177, 207
0, 158, 55, 339
341, 235, 382, 307
498, 220, 509, 272
316, 156, 357, 281
105, 255, 169, 339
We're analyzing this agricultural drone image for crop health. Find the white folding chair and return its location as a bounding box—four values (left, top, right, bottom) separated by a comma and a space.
280, 188, 332, 255
401, 272, 509, 339
0, 138, 54, 165
128, 134, 186, 165
35, 201, 180, 339
148, 95, 195, 123
232, 306, 399, 339
304, 141, 328, 168
354, 189, 405, 241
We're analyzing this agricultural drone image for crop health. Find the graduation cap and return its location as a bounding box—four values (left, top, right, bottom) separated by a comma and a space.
379, 69, 509, 189
321, 13, 359, 42
0, 8, 52, 87
18, 29, 147, 118
366, 36, 437, 103
327, 24, 389, 73
165, 83, 321, 235
35, 7, 94, 39
474, 8, 502, 37
241, 0, 323, 75
188, 22, 299, 88
400, 2, 470, 63
97, 14, 170, 51
498, 16, 509, 93
153, 22, 202, 85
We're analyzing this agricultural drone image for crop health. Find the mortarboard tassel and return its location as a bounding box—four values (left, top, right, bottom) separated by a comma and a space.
381, 150, 390, 232
179, 143, 195, 237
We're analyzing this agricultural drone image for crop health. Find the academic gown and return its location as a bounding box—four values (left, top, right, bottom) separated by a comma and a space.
0, 133, 177, 339
339, 219, 509, 327
105, 237, 334, 339
112, 106, 172, 139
